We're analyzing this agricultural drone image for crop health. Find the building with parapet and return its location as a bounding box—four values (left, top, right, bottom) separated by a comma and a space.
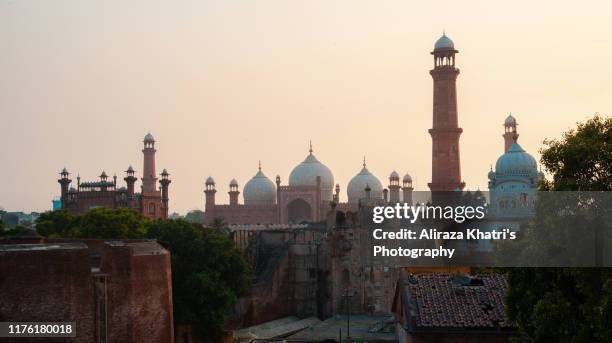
57, 133, 171, 219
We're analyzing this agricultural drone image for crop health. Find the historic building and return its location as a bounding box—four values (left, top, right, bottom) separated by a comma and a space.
204, 147, 414, 225
57, 133, 171, 219
203, 34, 470, 226
428, 33, 465, 194
488, 115, 543, 219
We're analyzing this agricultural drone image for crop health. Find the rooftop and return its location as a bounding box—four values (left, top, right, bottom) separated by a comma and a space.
398, 273, 514, 331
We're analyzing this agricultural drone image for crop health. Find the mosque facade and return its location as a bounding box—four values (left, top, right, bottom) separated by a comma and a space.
57, 133, 171, 219
203, 34, 541, 228
204, 144, 415, 225
488, 115, 543, 219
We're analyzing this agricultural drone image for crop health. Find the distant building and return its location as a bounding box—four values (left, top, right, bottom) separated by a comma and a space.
488, 115, 544, 219
392, 273, 515, 343
52, 196, 62, 210
0, 238, 174, 343
58, 133, 171, 219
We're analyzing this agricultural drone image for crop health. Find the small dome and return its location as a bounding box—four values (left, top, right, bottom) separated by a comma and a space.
390, 170, 400, 179
127, 165, 134, 173
403, 173, 412, 183
61, 167, 69, 174
288, 146, 334, 202
504, 114, 517, 126
347, 163, 383, 203
205, 176, 215, 185
100, 171, 108, 178
161, 169, 169, 176
244, 168, 276, 205
488, 168, 496, 180
144, 133, 155, 142
434, 34, 454, 50
230, 178, 238, 186
495, 143, 538, 177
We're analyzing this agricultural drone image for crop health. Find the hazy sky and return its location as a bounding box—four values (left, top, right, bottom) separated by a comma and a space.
1, 1, 610, 214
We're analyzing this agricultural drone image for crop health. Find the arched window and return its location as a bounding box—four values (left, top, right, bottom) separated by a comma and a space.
148, 203, 156, 215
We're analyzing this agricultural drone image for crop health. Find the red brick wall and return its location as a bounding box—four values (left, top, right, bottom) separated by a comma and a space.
0, 245, 96, 343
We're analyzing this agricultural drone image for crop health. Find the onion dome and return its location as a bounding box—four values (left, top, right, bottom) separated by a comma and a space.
144, 133, 155, 142
288, 143, 335, 202
504, 114, 517, 126
403, 173, 412, 183
390, 170, 400, 179
434, 33, 454, 50
347, 159, 383, 203
244, 164, 276, 205
495, 143, 538, 177
230, 178, 239, 187
205, 176, 215, 185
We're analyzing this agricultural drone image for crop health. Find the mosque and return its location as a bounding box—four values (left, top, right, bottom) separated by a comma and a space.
488, 114, 544, 219
203, 33, 541, 226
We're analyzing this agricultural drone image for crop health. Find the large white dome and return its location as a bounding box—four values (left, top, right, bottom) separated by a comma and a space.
288, 148, 334, 202
243, 167, 276, 205
347, 163, 383, 203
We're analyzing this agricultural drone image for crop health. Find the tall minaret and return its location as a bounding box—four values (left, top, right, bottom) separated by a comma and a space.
58, 168, 72, 209
428, 33, 465, 193
503, 114, 518, 153
142, 133, 157, 193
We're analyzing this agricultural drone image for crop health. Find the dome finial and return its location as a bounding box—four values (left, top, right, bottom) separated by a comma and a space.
443, 28, 446, 36
258, 160, 262, 171
363, 156, 366, 168
309, 140, 313, 154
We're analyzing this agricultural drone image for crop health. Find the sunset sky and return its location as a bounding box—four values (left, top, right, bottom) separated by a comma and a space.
1, 1, 610, 214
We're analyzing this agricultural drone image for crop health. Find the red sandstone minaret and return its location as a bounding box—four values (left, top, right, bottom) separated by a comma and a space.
159, 169, 171, 218
428, 33, 465, 193
58, 168, 71, 209
142, 133, 157, 193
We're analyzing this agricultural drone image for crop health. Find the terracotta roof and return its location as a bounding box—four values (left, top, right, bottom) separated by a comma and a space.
399, 273, 514, 331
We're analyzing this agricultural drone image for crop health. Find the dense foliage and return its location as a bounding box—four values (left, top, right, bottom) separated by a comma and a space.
505, 114, 612, 342
32, 208, 251, 336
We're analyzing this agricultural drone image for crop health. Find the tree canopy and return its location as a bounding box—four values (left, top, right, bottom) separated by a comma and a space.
505, 114, 612, 342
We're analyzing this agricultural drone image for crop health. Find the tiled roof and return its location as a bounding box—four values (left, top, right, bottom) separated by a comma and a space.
402, 273, 514, 330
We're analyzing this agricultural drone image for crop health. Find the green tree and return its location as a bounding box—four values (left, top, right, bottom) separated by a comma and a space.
146, 219, 251, 336
184, 209, 206, 225
505, 114, 612, 342
36, 210, 78, 237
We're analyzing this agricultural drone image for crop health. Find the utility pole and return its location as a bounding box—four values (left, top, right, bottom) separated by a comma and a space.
342, 287, 353, 341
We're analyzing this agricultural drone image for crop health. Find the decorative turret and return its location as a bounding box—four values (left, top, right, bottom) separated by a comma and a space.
229, 178, 240, 206
333, 184, 340, 203
159, 169, 171, 218
204, 176, 216, 210
58, 167, 72, 209
124, 165, 137, 197
503, 114, 519, 153
388, 170, 401, 203
402, 173, 414, 205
